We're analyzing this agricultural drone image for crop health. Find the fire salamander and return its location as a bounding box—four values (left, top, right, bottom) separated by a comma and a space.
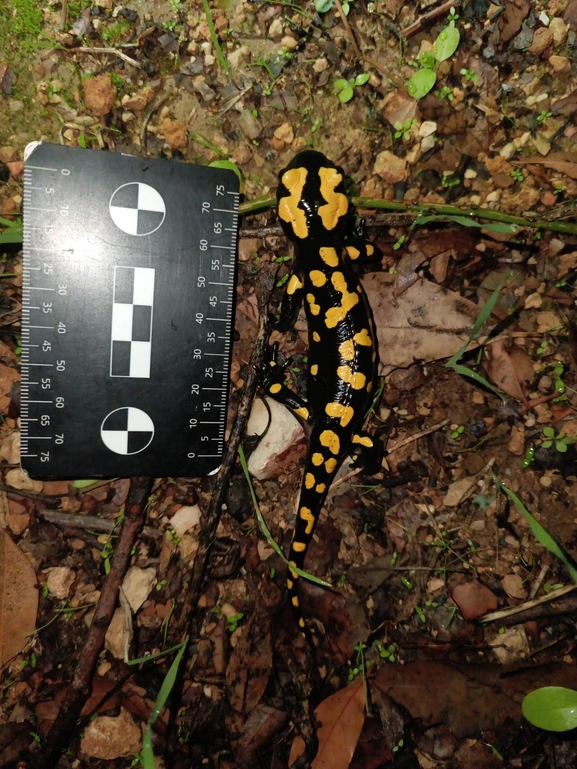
261, 150, 379, 640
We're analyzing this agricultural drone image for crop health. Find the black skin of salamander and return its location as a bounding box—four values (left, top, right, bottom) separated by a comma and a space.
261, 150, 380, 641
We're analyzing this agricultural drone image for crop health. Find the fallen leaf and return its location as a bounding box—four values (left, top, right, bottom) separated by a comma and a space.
363, 275, 485, 371
451, 579, 498, 620
515, 152, 577, 179
226, 612, 273, 713
80, 707, 141, 759
232, 704, 288, 764
1, 532, 38, 666
502, 574, 528, 600
290, 677, 366, 769
499, 0, 530, 43
482, 340, 533, 401
121, 566, 156, 613
443, 476, 479, 507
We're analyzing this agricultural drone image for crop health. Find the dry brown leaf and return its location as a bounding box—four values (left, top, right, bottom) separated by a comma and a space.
482, 341, 533, 402
226, 612, 273, 714
1, 532, 38, 666
363, 275, 483, 370
515, 152, 577, 179
290, 677, 366, 769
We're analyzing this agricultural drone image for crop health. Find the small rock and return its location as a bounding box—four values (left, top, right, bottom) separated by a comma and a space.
274, 122, 294, 143
313, 57, 329, 74
80, 707, 141, 760
122, 566, 156, 613
502, 574, 528, 599
83, 74, 117, 117
8, 99, 24, 112
246, 397, 304, 480
536, 310, 562, 333
418, 120, 436, 138
162, 118, 188, 150
5, 468, 43, 493
549, 17, 568, 46
104, 606, 131, 659
524, 291, 542, 309
538, 374, 552, 392
238, 237, 262, 262
231, 143, 252, 166
0, 146, 18, 163
488, 625, 529, 664
281, 35, 299, 50
45, 566, 76, 599
238, 110, 262, 140
268, 18, 284, 37
499, 142, 516, 160
529, 26, 553, 55
270, 137, 285, 152
169, 504, 202, 537
548, 54, 571, 74
420, 134, 435, 153
443, 476, 478, 507
0, 430, 20, 464
507, 425, 525, 456
540, 190, 557, 206
374, 151, 408, 184
451, 580, 498, 621
227, 44, 250, 69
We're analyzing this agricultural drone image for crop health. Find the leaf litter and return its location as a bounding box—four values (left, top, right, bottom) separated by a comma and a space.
1, 0, 577, 766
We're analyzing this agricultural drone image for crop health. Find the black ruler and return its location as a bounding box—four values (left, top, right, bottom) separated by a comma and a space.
21, 143, 239, 479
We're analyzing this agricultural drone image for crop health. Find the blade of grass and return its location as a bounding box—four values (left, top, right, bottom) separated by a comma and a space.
452, 364, 507, 402
493, 474, 577, 584
201, 0, 231, 78
0, 221, 23, 244
238, 445, 332, 588
140, 636, 189, 769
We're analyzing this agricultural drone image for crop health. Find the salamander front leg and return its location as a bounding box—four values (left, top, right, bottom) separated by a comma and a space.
350, 431, 381, 475
258, 342, 312, 422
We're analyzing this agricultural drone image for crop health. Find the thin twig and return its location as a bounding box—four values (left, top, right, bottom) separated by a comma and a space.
479, 583, 577, 624
40, 476, 152, 768
401, 0, 460, 38
332, 0, 362, 59
70, 46, 144, 70
39, 508, 162, 540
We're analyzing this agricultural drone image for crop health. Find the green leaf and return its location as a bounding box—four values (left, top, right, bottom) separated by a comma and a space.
0, 222, 23, 244
338, 84, 354, 102
406, 68, 437, 99
434, 25, 460, 62
556, 441, 568, 453
315, 0, 333, 11
334, 78, 348, 90
72, 479, 99, 489
543, 426, 555, 438
418, 51, 436, 69
493, 475, 577, 584
354, 73, 370, 86
451, 364, 506, 401
542, 440, 553, 449
522, 687, 577, 732
208, 159, 242, 184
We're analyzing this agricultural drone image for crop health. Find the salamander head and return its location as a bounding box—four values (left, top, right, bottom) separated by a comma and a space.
277, 151, 352, 244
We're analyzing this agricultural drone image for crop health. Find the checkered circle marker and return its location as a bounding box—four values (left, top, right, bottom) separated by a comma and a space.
100, 406, 155, 455
109, 182, 166, 236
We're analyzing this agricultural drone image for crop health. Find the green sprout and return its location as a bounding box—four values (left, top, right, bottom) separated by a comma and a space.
451, 424, 465, 440
227, 612, 244, 633
536, 340, 548, 354
406, 11, 460, 99
393, 118, 417, 141
334, 73, 370, 103
460, 67, 477, 82
541, 426, 574, 453
435, 85, 454, 101
414, 605, 426, 623
536, 109, 552, 123
553, 361, 565, 394
522, 446, 535, 468
374, 640, 396, 662
509, 168, 524, 183
393, 234, 406, 250
441, 173, 461, 188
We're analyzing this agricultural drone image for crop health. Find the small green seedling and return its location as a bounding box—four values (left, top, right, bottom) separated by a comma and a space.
536, 340, 548, 354
393, 234, 406, 250
393, 118, 417, 141
441, 173, 461, 188
375, 640, 396, 662
401, 576, 413, 590
522, 446, 535, 468
553, 361, 565, 394
227, 612, 244, 633
435, 85, 454, 101
415, 605, 426, 623
509, 168, 524, 183
460, 67, 477, 82
536, 109, 552, 123
541, 426, 574, 453
392, 738, 405, 754
523, 687, 577, 731
451, 424, 465, 440
334, 73, 370, 103
407, 9, 460, 99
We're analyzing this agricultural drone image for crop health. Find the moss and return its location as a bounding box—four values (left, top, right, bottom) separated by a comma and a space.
0, 0, 44, 59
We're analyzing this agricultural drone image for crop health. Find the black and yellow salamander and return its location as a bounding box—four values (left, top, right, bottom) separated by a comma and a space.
261, 150, 380, 640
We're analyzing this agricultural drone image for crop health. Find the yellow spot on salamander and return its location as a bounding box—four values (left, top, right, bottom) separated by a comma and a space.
278, 167, 308, 239
337, 365, 366, 390
312, 452, 324, 466
318, 167, 348, 230
305, 473, 315, 489
269, 383, 282, 394
312, 331, 321, 342
353, 434, 373, 447
325, 457, 337, 473
325, 401, 355, 428
346, 246, 360, 260
338, 339, 355, 361
306, 293, 321, 315
299, 617, 306, 627
325, 272, 360, 328
320, 429, 340, 455
366, 243, 375, 256
299, 506, 315, 535
292, 541, 306, 553
289, 561, 298, 579
287, 579, 294, 589
292, 596, 300, 607
316, 483, 326, 493
353, 328, 372, 346
310, 364, 318, 376
367, 381, 373, 393
287, 273, 304, 296
309, 270, 327, 287
319, 247, 339, 267
294, 406, 310, 420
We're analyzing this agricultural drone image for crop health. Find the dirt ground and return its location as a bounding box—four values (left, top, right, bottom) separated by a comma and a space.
1, 0, 577, 767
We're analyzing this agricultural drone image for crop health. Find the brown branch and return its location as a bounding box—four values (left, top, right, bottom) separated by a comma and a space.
401, 0, 460, 39
40, 476, 152, 768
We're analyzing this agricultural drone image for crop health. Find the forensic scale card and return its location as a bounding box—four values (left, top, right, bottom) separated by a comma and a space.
21, 143, 239, 479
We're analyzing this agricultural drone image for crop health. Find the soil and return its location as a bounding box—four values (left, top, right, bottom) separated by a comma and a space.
1, 0, 577, 767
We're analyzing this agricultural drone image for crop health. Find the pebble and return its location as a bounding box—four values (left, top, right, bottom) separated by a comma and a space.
313, 57, 329, 73
273, 122, 294, 143
538, 374, 552, 392
374, 150, 408, 184
549, 17, 568, 46
281, 35, 298, 50
529, 27, 553, 55
227, 45, 250, 68
549, 55, 571, 74
268, 18, 283, 37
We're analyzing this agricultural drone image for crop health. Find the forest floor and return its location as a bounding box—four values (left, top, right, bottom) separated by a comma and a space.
1, 0, 577, 767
